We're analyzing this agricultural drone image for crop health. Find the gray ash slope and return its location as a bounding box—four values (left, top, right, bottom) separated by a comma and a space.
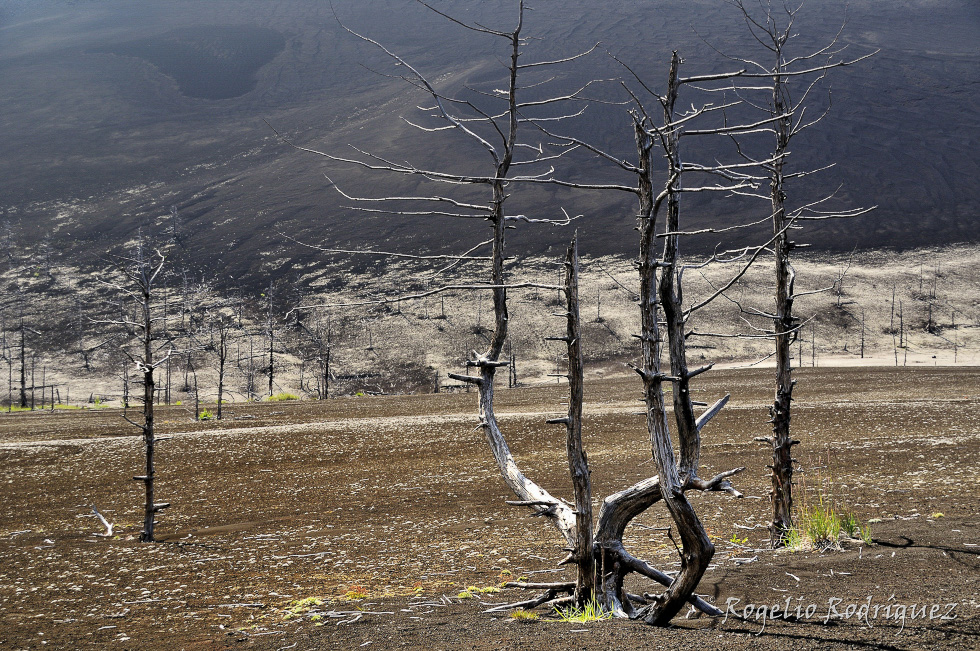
0, 0, 976, 286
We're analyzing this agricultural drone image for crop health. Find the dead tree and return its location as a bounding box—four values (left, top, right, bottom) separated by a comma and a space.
101, 238, 174, 542
212, 315, 232, 418
264, 284, 277, 397
722, 0, 875, 547
275, 0, 610, 606
548, 236, 595, 602
513, 43, 784, 618
278, 1, 759, 624
295, 309, 332, 400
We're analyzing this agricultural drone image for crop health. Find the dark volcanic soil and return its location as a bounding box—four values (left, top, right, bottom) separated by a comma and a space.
1, 367, 978, 650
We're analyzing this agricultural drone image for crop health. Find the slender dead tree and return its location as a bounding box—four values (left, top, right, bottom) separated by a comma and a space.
721, 0, 875, 547
276, 0, 608, 606
101, 238, 174, 542
213, 315, 232, 418
295, 308, 332, 400
544, 236, 594, 603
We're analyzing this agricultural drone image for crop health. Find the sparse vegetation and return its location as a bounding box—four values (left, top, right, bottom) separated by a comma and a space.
283, 596, 325, 620
457, 585, 500, 600
782, 469, 876, 552
341, 586, 368, 601
266, 392, 299, 402
553, 599, 612, 624
0, 367, 976, 648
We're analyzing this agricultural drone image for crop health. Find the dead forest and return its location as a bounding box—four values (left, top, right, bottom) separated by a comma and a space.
1, 0, 979, 637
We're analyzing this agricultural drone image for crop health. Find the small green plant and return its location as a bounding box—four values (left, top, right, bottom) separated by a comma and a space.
283, 596, 325, 620
782, 526, 807, 550
729, 533, 748, 545
554, 599, 612, 624
839, 511, 860, 538
784, 499, 841, 551
783, 453, 875, 552
198, 408, 214, 421
457, 584, 500, 599
859, 524, 874, 545
267, 392, 299, 401
510, 609, 539, 622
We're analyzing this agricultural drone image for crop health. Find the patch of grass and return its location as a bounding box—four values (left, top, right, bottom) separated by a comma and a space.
282, 596, 325, 620
805, 500, 842, 546
2, 405, 33, 413
267, 392, 299, 401
510, 609, 539, 622
729, 532, 748, 545
839, 511, 860, 538
198, 408, 215, 420
3, 404, 86, 413
553, 599, 612, 624
783, 458, 874, 551
457, 584, 500, 599
858, 523, 874, 545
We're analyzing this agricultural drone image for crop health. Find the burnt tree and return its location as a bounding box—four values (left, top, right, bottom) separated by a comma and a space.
723, 0, 875, 547
103, 238, 174, 543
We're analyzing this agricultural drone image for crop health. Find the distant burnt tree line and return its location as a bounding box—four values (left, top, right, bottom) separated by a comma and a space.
0, 218, 452, 412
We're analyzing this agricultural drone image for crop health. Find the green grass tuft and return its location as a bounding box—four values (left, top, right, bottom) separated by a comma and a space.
553, 599, 612, 623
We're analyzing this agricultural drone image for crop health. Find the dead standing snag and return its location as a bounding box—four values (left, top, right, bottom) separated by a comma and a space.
100, 237, 175, 542
718, 0, 876, 547
275, 0, 607, 606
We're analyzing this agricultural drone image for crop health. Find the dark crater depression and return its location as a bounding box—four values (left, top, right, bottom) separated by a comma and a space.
95, 25, 285, 99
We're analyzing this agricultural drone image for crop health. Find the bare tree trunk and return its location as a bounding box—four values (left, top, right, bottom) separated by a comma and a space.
724, 0, 873, 549
633, 55, 713, 623
216, 323, 227, 419
108, 242, 172, 544
267, 327, 274, 397
763, 38, 799, 551
137, 279, 158, 542
18, 311, 26, 408
558, 237, 595, 603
